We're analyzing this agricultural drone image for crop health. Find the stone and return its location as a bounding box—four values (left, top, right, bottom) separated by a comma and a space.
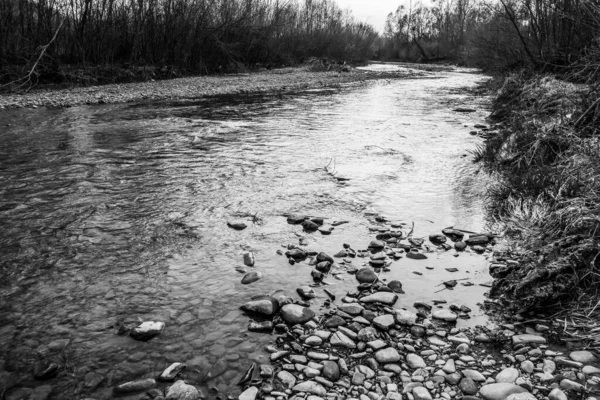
412, 386, 433, 400
543, 359, 556, 374
388, 280, 404, 293
297, 286, 316, 299
292, 381, 327, 396
548, 388, 568, 400
323, 315, 346, 328
406, 354, 426, 369
338, 304, 364, 316
358, 327, 378, 342
243, 252, 255, 266
239, 386, 259, 400
506, 394, 537, 400
459, 378, 479, 395
512, 334, 546, 345
583, 366, 600, 376
288, 214, 307, 224
302, 220, 320, 231
442, 359, 455, 374
454, 242, 467, 251
30, 385, 52, 400
352, 371, 366, 385
277, 371, 297, 389
373, 314, 395, 331
317, 252, 334, 263
462, 370, 485, 382
228, 220, 247, 230
33, 361, 59, 380
242, 271, 262, 284
446, 372, 462, 385
396, 309, 418, 325
570, 351, 597, 364
241, 298, 279, 317
479, 383, 527, 400
130, 321, 165, 341
305, 336, 323, 346
356, 268, 378, 283
428, 336, 447, 347
375, 348, 401, 364
322, 361, 340, 381
281, 304, 315, 324
369, 240, 386, 250
432, 310, 457, 322
159, 363, 186, 381
360, 292, 398, 306
114, 378, 156, 394
330, 331, 356, 348
496, 368, 520, 384
560, 379, 584, 391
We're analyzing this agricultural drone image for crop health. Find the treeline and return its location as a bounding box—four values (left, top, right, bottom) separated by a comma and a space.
0, 0, 378, 85
377, 0, 600, 77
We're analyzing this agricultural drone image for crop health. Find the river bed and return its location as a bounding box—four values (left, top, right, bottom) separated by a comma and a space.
0, 65, 493, 399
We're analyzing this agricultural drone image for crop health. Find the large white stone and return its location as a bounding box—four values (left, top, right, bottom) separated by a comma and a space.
495, 367, 520, 384
479, 383, 527, 400
432, 309, 457, 322
292, 381, 327, 396
239, 386, 258, 400
406, 353, 426, 369
166, 380, 200, 400
511, 334, 546, 345
396, 309, 418, 325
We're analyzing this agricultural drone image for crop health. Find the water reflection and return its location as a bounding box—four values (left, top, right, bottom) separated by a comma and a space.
0, 68, 491, 399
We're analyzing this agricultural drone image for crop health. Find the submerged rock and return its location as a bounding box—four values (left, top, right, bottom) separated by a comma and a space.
241, 271, 262, 284
243, 252, 255, 266
114, 378, 156, 394
165, 380, 199, 399
159, 363, 186, 381
240, 298, 279, 317
130, 321, 165, 341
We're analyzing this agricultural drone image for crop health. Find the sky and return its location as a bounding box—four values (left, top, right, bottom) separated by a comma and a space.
335, 0, 433, 33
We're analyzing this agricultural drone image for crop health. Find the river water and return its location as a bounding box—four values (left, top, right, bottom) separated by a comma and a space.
0, 66, 492, 399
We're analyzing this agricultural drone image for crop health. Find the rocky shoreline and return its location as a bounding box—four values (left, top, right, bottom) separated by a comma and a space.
0, 66, 425, 110
78, 215, 600, 400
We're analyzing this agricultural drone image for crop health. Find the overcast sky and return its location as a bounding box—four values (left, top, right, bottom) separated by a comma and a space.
335, 0, 434, 33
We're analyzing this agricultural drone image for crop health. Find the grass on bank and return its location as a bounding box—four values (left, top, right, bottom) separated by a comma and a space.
475, 71, 600, 315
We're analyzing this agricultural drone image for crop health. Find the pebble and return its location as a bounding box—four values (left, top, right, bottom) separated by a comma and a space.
360, 292, 398, 306
479, 383, 528, 400
242, 271, 262, 284
432, 309, 457, 322
406, 354, 426, 369
281, 304, 315, 324
570, 350, 597, 364
496, 367, 520, 383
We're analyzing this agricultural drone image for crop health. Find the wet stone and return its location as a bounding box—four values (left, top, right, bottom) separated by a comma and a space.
241, 298, 279, 317
360, 292, 398, 306
323, 316, 346, 328
432, 310, 457, 322
249, 321, 273, 331
227, 220, 247, 230
159, 362, 186, 381
113, 378, 156, 394
242, 271, 262, 284
243, 252, 255, 266
130, 321, 165, 341
239, 386, 259, 400
33, 361, 59, 380
356, 268, 378, 283
297, 286, 316, 299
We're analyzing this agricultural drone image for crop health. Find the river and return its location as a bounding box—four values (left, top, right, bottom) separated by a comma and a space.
0, 65, 493, 399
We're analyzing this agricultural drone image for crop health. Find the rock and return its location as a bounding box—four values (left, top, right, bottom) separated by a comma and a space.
239, 386, 259, 400
297, 286, 316, 299
446, 372, 462, 385
292, 381, 327, 396
248, 321, 273, 331
428, 336, 447, 346
373, 314, 395, 331
412, 386, 433, 400
305, 336, 323, 346
240, 298, 279, 317
330, 331, 356, 348
227, 220, 247, 230
432, 310, 457, 322
512, 334, 546, 345
388, 280, 404, 293
360, 292, 398, 306
277, 371, 297, 389
406, 353, 426, 369
462, 370, 486, 382
583, 365, 600, 376
322, 361, 340, 381
496, 368, 519, 384
368, 240, 385, 250
356, 268, 378, 283
429, 234, 447, 244
30, 385, 52, 400
243, 252, 255, 266
287, 214, 307, 224
280, 304, 315, 324
465, 235, 489, 245
454, 241, 467, 251
375, 348, 401, 364
570, 351, 597, 364
241, 271, 262, 284
302, 220, 319, 231
406, 251, 427, 260
114, 378, 156, 394
338, 303, 364, 316
520, 360, 534, 374
358, 327, 378, 342
317, 252, 334, 263
130, 321, 165, 341
560, 379, 584, 391
506, 394, 537, 400
548, 388, 568, 400
396, 309, 418, 325
459, 377, 479, 395
442, 228, 465, 239
479, 383, 527, 400
316, 261, 331, 272
33, 361, 59, 380
159, 363, 186, 381
442, 359, 456, 374
352, 371, 366, 385
323, 315, 346, 328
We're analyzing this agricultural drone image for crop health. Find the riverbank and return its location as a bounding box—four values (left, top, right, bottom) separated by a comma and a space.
0, 65, 426, 110
476, 72, 600, 332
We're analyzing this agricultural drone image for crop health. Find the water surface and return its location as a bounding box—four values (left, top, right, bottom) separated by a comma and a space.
0, 66, 492, 399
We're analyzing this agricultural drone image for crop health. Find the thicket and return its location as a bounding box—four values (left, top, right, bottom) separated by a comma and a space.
0, 0, 378, 88
469, 1, 600, 313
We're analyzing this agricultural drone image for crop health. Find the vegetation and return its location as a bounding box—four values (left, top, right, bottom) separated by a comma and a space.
0, 0, 378, 88
467, 1, 600, 312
